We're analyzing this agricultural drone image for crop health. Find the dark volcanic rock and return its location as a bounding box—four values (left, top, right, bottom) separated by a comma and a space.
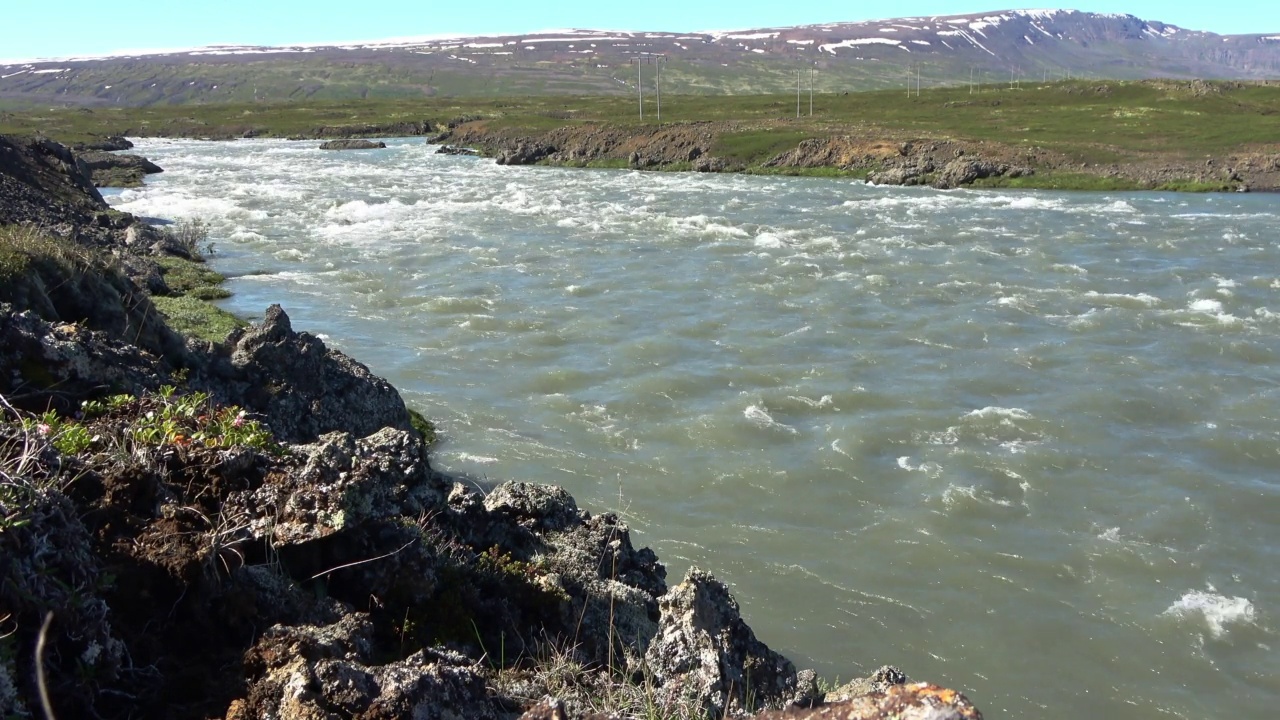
757, 683, 984, 720
496, 140, 556, 165
75, 135, 134, 152
319, 139, 387, 150
0, 306, 171, 409
645, 567, 801, 717
435, 144, 479, 156
77, 150, 163, 188
0, 134, 106, 228
231, 616, 504, 720
222, 304, 411, 443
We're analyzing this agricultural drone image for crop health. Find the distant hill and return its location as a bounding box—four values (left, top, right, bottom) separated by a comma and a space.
2, 9, 1278, 106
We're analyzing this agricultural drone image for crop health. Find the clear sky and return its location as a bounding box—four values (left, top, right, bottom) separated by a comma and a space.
4, 2, 1278, 62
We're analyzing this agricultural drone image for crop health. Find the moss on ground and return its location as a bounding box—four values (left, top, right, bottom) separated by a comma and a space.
407, 408, 438, 446
150, 295, 245, 343
155, 255, 230, 298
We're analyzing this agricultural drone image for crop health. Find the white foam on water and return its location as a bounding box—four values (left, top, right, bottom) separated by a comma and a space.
941, 483, 1015, 509
454, 453, 500, 465
1099, 200, 1136, 214
1163, 589, 1257, 639
788, 394, 833, 408
744, 404, 797, 434
1083, 291, 1161, 308
235, 271, 322, 285
1189, 298, 1222, 313
965, 407, 1033, 421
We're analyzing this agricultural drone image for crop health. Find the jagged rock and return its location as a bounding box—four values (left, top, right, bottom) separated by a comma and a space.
484, 481, 582, 532
0, 306, 171, 410
75, 135, 134, 152
77, 150, 163, 188
305, 121, 432, 139
456, 481, 667, 670
435, 145, 479, 156
497, 141, 555, 165
755, 683, 983, 720
0, 478, 128, 719
318, 139, 387, 150
693, 156, 730, 172
645, 567, 799, 717
231, 615, 504, 720
823, 666, 909, 703
931, 159, 1000, 189
224, 305, 412, 443
867, 167, 924, 186
240, 427, 443, 547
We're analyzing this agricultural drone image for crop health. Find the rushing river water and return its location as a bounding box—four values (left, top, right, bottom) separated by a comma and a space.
109, 137, 1280, 718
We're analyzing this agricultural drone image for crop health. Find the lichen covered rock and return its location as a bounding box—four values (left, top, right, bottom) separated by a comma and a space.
645, 567, 800, 717
225, 304, 412, 443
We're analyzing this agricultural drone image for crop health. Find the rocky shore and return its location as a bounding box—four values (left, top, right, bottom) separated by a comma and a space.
441, 120, 1280, 192
0, 134, 983, 719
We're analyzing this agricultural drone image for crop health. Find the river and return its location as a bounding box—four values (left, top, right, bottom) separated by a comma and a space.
109, 137, 1280, 719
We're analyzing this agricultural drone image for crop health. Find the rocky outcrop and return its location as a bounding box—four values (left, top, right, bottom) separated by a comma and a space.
756, 683, 984, 720
74, 135, 134, 152
305, 120, 433, 139
319, 139, 388, 150
77, 150, 164, 188
435, 144, 479, 156
645, 568, 806, 716
930, 158, 1033, 190
0, 134, 117, 237
216, 305, 411, 443
229, 615, 504, 720
452, 121, 719, 169
0, 306, 173, 408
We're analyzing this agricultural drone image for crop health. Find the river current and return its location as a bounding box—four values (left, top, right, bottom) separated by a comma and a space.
109, 137, 1279, 718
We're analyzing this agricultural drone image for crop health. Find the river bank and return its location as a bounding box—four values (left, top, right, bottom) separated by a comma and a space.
4, 80, 1279, 193
0, 135, 984, 718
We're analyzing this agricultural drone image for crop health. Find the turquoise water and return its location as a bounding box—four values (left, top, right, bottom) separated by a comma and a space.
112, 138, 1280, 718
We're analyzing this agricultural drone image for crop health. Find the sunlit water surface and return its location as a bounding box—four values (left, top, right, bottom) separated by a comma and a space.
110, 138, 1280, 719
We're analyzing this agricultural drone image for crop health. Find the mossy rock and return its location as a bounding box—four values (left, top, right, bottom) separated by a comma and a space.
407, 408, 437, 446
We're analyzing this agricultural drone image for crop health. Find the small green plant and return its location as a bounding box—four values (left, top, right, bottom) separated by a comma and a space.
20, 410, 94, 455
167, 218, 215, 258
126, 387, 277, 451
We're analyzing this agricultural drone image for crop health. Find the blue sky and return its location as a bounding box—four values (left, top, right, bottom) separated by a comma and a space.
5, 2, 1277, 61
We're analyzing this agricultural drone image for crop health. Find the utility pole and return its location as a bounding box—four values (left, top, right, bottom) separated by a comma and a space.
809, 65, 814, 116
655, 56, 661, 123
638, 58, 644, 120
797, 69, 801, 118
916, 64, 921, 96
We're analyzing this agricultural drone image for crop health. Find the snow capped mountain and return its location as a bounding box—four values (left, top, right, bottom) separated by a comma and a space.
1, 10, 1276, 105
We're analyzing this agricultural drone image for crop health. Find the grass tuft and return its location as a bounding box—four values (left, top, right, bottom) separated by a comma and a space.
150, 295, 246, 343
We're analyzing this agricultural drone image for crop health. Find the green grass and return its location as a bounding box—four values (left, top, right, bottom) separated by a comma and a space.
712, 130, 815, 164
149, 295, 245, 343
4, 79, 1276, 160
155, 255, 227, 296
3, 79, 1276, 191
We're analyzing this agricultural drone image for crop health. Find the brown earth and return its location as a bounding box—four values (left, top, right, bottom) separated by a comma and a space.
444, 120, 1280, 192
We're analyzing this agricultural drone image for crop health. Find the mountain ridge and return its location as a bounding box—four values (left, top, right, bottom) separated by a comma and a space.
2, 8, 1278, 106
